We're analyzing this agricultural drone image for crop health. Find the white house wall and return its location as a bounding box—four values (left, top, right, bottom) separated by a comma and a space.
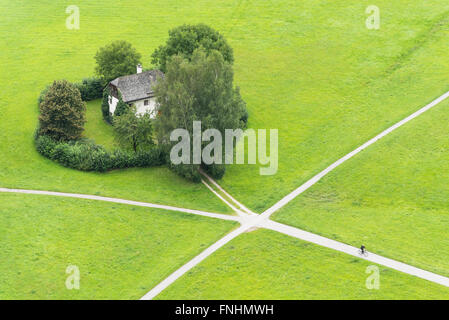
108, 96, 119, 115
134, 98, 157, 117
108, 96, 157, 118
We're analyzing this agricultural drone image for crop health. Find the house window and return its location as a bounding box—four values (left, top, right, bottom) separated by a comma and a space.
144, 100, 149, 106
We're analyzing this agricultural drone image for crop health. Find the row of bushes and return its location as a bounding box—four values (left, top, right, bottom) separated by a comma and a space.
74, 77, 103, 101
36, 134, 167, 172
38, 78, 103, 106
166, 162, 226, 183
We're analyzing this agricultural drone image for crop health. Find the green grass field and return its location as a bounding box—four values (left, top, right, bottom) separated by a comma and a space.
157, 229, 449, 299
0, 193, 236, 299
217, 0, 449, 212
84, 99, 117, 150
3, 1, 449, 213
0, 0, 236, 214
1, 0, 449, 299
273, 98, 449, 278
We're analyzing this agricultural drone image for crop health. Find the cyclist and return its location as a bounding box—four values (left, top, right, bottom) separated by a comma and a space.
360, 245, 366, 255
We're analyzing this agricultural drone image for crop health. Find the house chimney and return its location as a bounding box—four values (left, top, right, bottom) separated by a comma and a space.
137, 64, 142, 74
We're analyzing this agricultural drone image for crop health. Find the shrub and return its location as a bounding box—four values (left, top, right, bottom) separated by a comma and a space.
35, 134, 57, 158
110, 149, 132, 169
35, 134, 166, 172
40, 78, 103, 105
235, 87, 249, 128
114, 93, 128, 117
113, 107, 154, 152
89, 146, 112, 172
75, 78, 103, 101
134, 148, 166, 167
202, 163, 226, 180
39, 80, 86, 141
168, 163, 202, 183
102, 87, 113, 123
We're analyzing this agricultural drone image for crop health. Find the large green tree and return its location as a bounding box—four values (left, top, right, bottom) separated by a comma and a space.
39, 80, 86, 141
151, 24, 234, 72
113, 107, 154, 153
95, 40, 141, 83
153, 49, 247, 181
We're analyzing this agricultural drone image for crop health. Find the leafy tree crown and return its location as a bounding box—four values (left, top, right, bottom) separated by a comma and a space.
153, 48, 247, 181
95, 40, 141, 84
113, 106, 154, 152
39, 80, 86, 141
151, 24, 234, 72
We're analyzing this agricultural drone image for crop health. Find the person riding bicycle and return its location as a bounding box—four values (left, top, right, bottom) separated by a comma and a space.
360, 245, 366, 254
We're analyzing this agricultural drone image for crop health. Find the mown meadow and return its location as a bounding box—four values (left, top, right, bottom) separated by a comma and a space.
0, 193, 236, 299
1, 0, 449, 298
218, 0, 449, 212
158, 230, 449, 299
273, 98, 449, 278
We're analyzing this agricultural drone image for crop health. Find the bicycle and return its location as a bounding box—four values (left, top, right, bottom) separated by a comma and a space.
358, 249, 368, 257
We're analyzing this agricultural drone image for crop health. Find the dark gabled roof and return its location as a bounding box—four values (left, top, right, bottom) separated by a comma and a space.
110, 70, 164, 103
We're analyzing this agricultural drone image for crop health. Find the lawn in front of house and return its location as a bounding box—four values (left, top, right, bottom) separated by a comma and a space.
84, 99, 117, 150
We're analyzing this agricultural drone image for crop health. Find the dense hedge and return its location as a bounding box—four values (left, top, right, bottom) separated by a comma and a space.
36, 78, 227, 181
35, 134, 166, 172
74, 78, 103, 101
203, 163, 226, 180
39, 78, 103, 106
35, 80, 167, 173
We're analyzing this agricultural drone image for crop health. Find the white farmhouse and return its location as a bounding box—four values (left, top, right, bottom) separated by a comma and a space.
107, 64, 163, 117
